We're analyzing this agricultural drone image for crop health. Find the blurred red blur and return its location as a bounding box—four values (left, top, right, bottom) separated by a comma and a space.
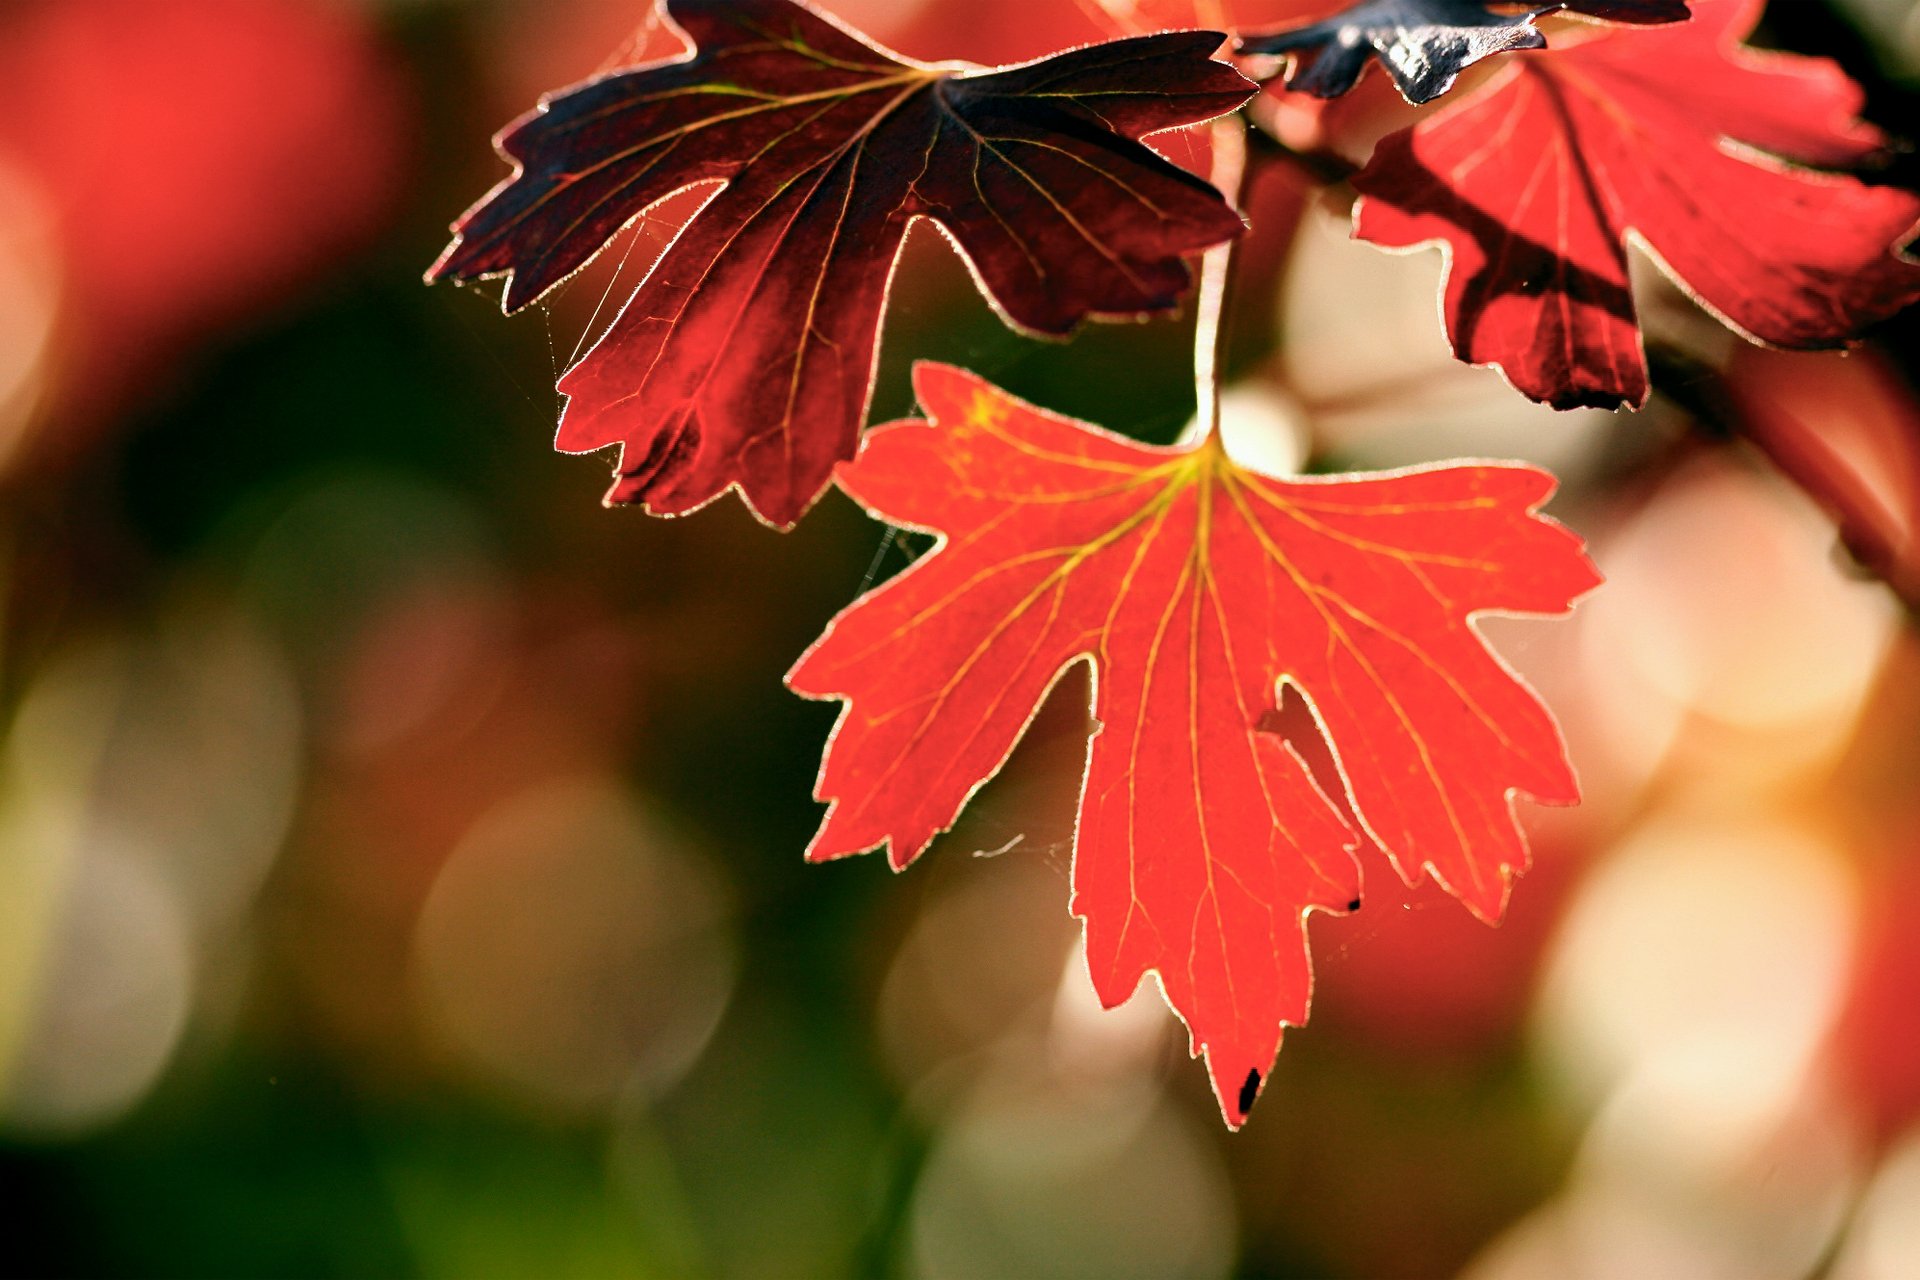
0, 0, 409, 460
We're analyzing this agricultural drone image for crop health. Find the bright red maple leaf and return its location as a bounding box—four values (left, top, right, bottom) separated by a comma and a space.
1350, 0, 1920, 410
427, 0, 1254, 528
788, 364, 1599, 1124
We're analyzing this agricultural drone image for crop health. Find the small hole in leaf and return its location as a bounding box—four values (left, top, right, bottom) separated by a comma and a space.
1238, 1068, 1261, 1117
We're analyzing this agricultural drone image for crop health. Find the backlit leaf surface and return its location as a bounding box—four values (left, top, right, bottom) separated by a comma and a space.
427, 0, 1254, 527
1351, 0, 1920, 409
788, 365, 1599, 1124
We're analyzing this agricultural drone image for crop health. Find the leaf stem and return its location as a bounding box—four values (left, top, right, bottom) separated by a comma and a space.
1193, 113, 1251, 445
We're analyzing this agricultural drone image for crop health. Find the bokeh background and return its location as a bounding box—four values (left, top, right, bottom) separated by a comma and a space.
2, 1, 1919, 1276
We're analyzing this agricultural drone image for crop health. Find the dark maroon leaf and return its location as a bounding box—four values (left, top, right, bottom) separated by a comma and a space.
1239, 0, 1688, 104
427, 0, 1255, 528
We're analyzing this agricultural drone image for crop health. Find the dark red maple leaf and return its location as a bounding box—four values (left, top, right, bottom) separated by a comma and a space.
787, 364, 1599, 1125
1238, 0, 1687, 104
427, 0, 1254, 528
1350, 0, 1920, 410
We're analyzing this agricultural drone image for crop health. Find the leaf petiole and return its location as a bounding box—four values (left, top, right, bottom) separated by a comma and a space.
1192, 112, 1251, 445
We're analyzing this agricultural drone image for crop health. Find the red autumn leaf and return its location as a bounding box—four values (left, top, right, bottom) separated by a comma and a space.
788, 364, 1599, 1125
1350, 0, 1920, 410
427, 0, 1254, 528
1238, 0, 1688, 105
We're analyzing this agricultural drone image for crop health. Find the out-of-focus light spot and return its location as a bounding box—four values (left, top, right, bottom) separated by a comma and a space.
0, 844, 193, 1136
411, 779, 735, 1116
0, 656, 119, 1119
1467, 1190, 1764, 1280
0, 153, 58, 472
1045, 938, 1175, 1087
1206, 382, 1310, 476
887, 0, 1136, 64
333, 579, 514, 759
1468, 1074, 1861, 1280
910, 1074, 1236, 1280
0, 648, 200, 1135
1470, 510, 1670, 817
1578, 460, 1897, 764
85, 607, 303, 927
1533, 817, 1857, 1113
1586, 1067, 1860, 1274
1512, 510, 1681, 809
1587, 1047, 1816, 1184
878, 855, 1083, 1106
1825, 0, 1920, 74
1278, 203, 1617, 476
819, 0, 937, 36
878, 691, 1182, 1119
1833, 1127, 1920, 1280
0, 601, 299, 1136
1468, 1069, 1859, 1280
